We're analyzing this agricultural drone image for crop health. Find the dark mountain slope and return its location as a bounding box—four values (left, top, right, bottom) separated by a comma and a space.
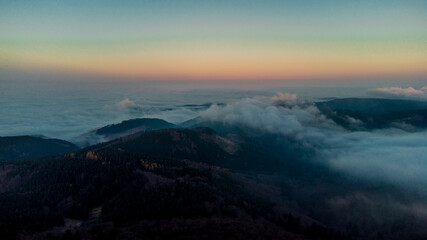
0, 141, 346, 240
84, 127, 286, 173
0, 136, 78, 161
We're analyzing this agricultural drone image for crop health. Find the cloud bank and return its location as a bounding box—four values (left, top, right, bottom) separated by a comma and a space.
271, 92, 298, 102
115, 98, 136, 108
371, 86, 427, 98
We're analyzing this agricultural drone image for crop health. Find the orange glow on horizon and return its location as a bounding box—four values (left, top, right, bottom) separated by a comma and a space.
2, 37, 426, 81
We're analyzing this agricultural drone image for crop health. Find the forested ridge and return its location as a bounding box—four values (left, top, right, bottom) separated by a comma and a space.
0, 128, 347, 240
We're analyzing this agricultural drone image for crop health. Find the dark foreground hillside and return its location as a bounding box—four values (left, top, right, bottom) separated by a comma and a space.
0, 128, 350, 240
0, 135, 347, 239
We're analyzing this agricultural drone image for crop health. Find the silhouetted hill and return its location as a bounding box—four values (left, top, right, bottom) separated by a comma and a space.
75, 118, 176, 146
96, 118, 175, 140
0, 136, 78, 161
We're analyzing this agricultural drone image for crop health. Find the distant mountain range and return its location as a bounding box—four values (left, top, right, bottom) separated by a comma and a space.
317, 98, 427, 114
316, 98, 427, 130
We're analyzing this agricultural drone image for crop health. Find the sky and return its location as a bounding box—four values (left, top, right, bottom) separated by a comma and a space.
1, 0, 426, 82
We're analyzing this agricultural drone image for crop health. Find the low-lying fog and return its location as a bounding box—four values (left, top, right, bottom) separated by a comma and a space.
201, 95, 427, 192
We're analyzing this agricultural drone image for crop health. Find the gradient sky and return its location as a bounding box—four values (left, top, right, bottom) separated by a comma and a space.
1, 0, 426, 81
